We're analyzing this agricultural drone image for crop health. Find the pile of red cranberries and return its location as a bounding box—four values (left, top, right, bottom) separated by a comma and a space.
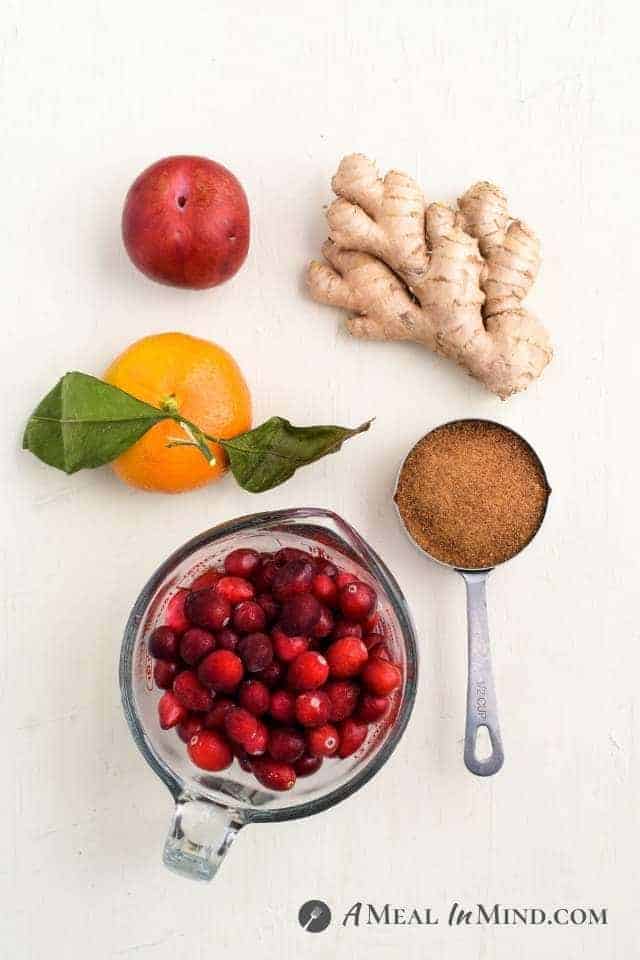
150, 546, 402, 791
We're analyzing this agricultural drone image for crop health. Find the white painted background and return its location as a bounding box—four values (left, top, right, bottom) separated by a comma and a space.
2, 1, 638, 957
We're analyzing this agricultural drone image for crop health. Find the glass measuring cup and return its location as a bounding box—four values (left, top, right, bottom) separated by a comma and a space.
394, 419, 550, 778
120, 508, 417, 881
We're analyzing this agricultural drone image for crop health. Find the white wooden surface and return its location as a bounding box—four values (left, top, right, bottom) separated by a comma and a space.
2, 1, 638, 957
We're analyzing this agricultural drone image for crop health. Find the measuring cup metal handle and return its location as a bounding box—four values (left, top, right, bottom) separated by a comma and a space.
163, 795, 243, 881
460, 571, 504, 777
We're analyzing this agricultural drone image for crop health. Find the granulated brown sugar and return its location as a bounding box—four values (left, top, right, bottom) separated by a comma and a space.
395, 420, 549, 569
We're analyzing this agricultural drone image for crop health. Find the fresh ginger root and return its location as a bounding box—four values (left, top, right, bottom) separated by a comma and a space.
307, 154, 552, 398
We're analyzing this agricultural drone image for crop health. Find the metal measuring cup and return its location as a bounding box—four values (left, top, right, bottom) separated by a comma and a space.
394, 419, 550, 778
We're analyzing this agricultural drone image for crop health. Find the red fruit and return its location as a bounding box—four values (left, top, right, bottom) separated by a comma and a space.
272, 628, 309, 663
252, 559, 278, 593
288, 651, 329, 691
255, 659, 283, 688
233, 600, 266, 634
325, 680, 360, 722
268, 727, 305, 763
256, 593, 280, 625
339, 581, 376, 622
294, 753, 323, 777
307, 723, 339, 757
187, 730, 233, 771
149, 625, 179, 661
362, 610, 380, 634
177, 713, 204, 743
315, 559, 338, 577
190, 568, 221, 591
203, 697, 234, 730
274, 547, 313, 566
179, 627, 215, 665
122, 155, 250, 290
233, 746, 253, 771
224, 548, 261, 578
252, 758, 296, 791
311, 605, 334, 638
198, 649, 244, 692
238, 633, 273, 673
269, 689, 296, 724
215, 576, 255, 604
165, 589, 190, 633
361, 657, 402, 696
326, 637, 369, 679
173, 671, 214, 712
335, 571, 358, 590
356, 693, 390, 722
272, 559, 314, 600
224, 706, 258, 747
185, 589, 231, 631
280, 594, 322, 636
158, 691, 188, 730
238, 679, 270, 716
311, 573, 338, 607
337, 719, 369, 758
368, 641, 391, 661
154, 659, 179, 690
295, 690, 331, 727
216, 627, 239, 652
245, 722, 268, 756
333, 620, 363, 640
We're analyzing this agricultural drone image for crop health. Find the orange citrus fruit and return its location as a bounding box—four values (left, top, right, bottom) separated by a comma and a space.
104, 332, 251, 493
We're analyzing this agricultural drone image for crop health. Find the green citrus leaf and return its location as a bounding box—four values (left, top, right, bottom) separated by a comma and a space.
220, 417, 373, 493
23, 372, 166, 473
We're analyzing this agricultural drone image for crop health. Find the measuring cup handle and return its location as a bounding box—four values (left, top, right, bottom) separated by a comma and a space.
461, 571, 504, 777
163, 795, 243, 881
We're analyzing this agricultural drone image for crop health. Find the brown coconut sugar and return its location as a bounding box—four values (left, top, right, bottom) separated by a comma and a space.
395, 420, 549, 570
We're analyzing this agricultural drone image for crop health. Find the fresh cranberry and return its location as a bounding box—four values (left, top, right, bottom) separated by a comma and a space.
274, 547, 313, 566
361, 657, 401, 695
335, 571, 358, 590
252, 559, 278, 592
272, 559, 315, 599
158, 691, 188, 730
325, 680, 360, 721
268, 726, 305, 763
224, 548, 261, 578
177, 713, 204, 743
326, 637, 369, 679
173, 671, 214, 712
256, 593, 280, 624
238, 679, 270, 716
187, 730, 233, 771
339, 581, 376, 621
154, 659, 179, 690
224, 706, 258, 747
307, 723, 339, 757
269, 689, 296, 724
238, 632, 273, 673
165, 589, 190, 633
233, 600, 267, 634
295, 690, 331, 727
332, 620, 363, 640
280, 594, 321, 636
294, 753, 323, 777
272, 627, 309, 663
288, 651, 329, 690
179, 627, 215, 665
215, 576, 255, 604
255, 659, 283, 688
190, 568, 221, 591
203, 697, 234, 730
315, 559, 338, 577
356, 693, 390, 722
368, 641, 391, 661
312, 605, 334, 638
149, 626, 179, 661
362, 610, 380, 634
185, 589, 231, 631
216, 627, 239, 651
245, 719, 268, 756
337, 718, 369, 757
311, 573, 338, 607
198, 649, 244, 692
251, 758, 296, 791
